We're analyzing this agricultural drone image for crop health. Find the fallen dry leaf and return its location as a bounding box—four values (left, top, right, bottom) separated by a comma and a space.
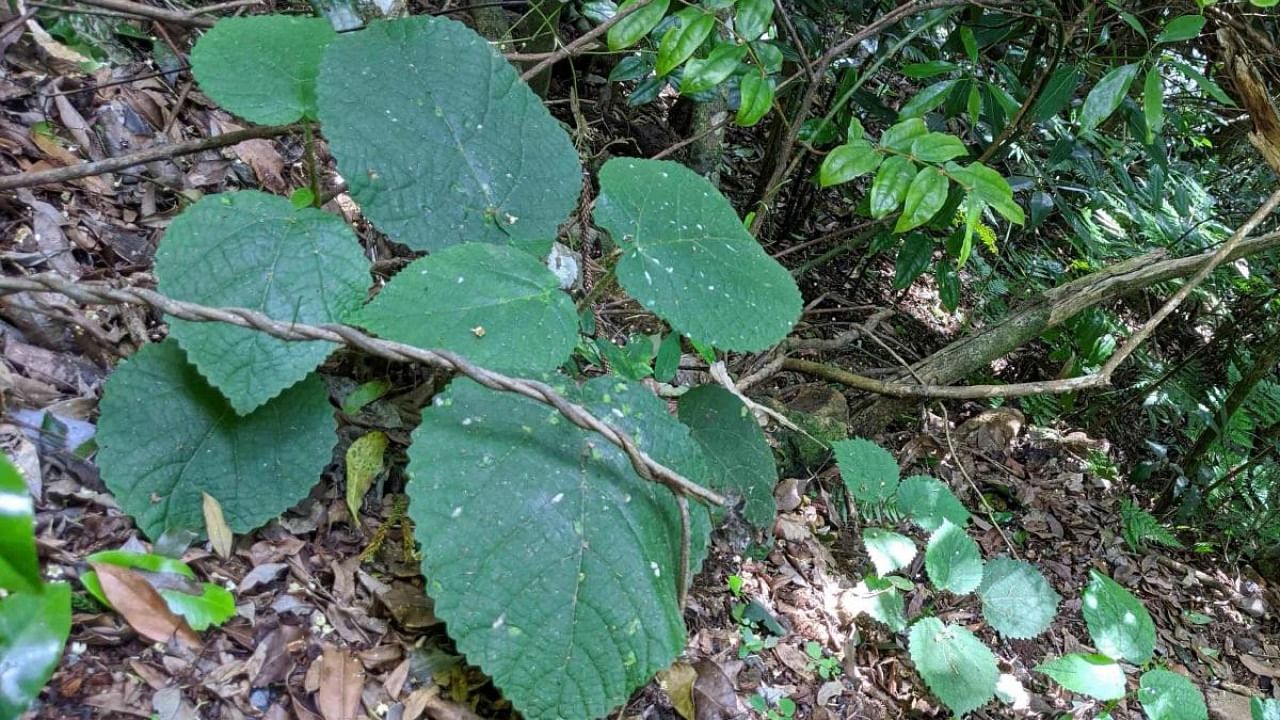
658, 661, 697, 720
692, 658, 741, 720
91, 563, 201, 649
202, 492, 234, 559
315, 644, 364, 720
1241, 652, 1280, 679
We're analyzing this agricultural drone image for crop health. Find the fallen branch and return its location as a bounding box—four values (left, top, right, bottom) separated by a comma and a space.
0, 125, 296, 192
783, 188, 1280, 401
0, 274, 725, 509
73, 0, 214, 27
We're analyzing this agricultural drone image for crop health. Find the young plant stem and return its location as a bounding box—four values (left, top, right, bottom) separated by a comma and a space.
303, 120, 322, 206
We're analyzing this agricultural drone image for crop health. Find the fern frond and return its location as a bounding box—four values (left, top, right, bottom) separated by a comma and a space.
1120, 500, 1183, 552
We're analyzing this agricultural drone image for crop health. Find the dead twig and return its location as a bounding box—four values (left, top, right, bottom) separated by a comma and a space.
71, 0, 214, 27
0, 125, 296, 192
518, 0, 654, 81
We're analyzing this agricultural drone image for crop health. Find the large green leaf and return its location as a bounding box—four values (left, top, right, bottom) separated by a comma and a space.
1144, 68, 1165, 139
0, 454, 40, 594
978, 557, 1060, 639
406, 377, 714, 720
1082, 570, 1156, 664
895, 167, 949, 233
656, 11, 715, 76
355, 243, 577, 376
896, 475, 969, 531
1079, 63, 1139, 132
316, 16, 582, 253
190, 16, 336, 124
608, 0, 671, 50
96, 341, 336, 539
908, 617, 998, 715
733, 0, 773, 41
594, 158, 801, 351
155, 191, 369, 414
737, 74, 774, 127
832, 438, 900, 506
820, 141, 882, 187
1031, 65, 1081, 122
677, 385, 777, 530
925, 520, 983, 595
1138, 669, 1208, 720
845, 577, 906, 631
1035, 654, 1127, 701
0, 582, 71, 719
899, 80, 958, 118
870, 155, 917, 218
862, 529, 916, 576
1156, 15, 1206, 44
681, 44, 747, 94
911, 133, 968, 163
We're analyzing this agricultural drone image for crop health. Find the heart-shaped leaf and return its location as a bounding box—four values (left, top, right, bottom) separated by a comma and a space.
678, 385, 778, 530
155, 191, 369, 414
909, 617, 998, 715
190, 16, 336, 124
1082, 570, 1156, 664
896, 475, 969, 531
594, 158, 801, 351
356, 243, 578, 375
833, 438, 900, 506
1138, 669, 1208, 720
96, 341, 335, 539
406, 377, 713, 720
978, 557, 1060, 638
925, 520, 984, 595
317, 16, 582, 254
862, 529, 917, 576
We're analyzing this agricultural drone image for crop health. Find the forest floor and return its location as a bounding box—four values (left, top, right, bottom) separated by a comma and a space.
1, 5, 1278, 720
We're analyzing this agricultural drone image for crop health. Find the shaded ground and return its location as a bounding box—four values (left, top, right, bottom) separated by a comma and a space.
2, 3, 1279, 719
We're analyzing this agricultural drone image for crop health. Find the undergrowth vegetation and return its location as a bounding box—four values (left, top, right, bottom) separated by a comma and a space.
4, 0, 1280, 718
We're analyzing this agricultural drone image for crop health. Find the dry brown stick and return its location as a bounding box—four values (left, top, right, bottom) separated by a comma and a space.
0, 274, 726, 509
518, 0, 653, 81
72, 0, 214, 27
0, 125, 296, 192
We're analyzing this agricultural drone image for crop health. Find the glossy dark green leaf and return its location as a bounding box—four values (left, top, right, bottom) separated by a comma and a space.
1031, 65, 1081, 122
894, 233, 934, 289
1167, 59, 1234, 105
656, 11, 714, 76
936, 259, 959, 311
1156, 15, 1206, 43
653, 332, 681, 382
895, 167, 949, 233
903, 60, 958, 78
734, 0, 772, 41
1144, 67, 1164, 139
0, 582, 71, 718
0, 454, 39, 594
899, 80, 958, 118
190, 16, 336, 124
881, 118, 929, 153
911, 133, 968, 163
1079, 63, 1139, 132
678, 385, 778, 530
819, 141, 882, 187
870, 155, 917, 219
949, 162, 1024, 225
608, 0, 671, 50
736, 74, 774, 127
681, 44, 747, 94
610, 54, 653, 81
